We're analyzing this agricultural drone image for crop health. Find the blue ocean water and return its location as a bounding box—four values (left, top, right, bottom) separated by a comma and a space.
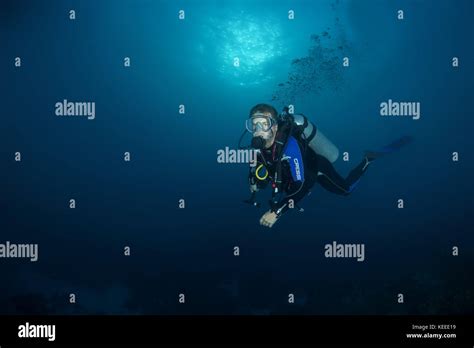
0, 0, 473, 314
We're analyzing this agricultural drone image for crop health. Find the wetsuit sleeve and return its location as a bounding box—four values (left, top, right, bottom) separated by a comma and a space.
270, 153, 319, 217
271, 181, 312, 217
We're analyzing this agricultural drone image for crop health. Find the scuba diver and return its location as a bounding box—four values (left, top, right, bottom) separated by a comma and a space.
238, 103, 413, 228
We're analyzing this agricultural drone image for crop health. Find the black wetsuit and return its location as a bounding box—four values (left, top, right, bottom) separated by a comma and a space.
251, 125, 372, 217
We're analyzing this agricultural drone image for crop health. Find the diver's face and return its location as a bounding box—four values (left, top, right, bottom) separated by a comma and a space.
251, 112, 278, 148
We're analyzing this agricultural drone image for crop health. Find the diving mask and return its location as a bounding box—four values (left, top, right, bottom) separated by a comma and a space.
245, 113, 276, 133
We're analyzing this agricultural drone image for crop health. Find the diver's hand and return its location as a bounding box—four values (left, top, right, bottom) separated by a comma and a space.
259, 210, 279, 228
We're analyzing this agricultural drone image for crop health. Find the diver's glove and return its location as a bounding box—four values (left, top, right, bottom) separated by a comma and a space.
259, 210, 280, 228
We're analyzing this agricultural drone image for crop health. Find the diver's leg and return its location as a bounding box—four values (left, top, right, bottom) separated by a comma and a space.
315, 136, 413, 196
315, 155, 352, 195
315, 155, 370, 196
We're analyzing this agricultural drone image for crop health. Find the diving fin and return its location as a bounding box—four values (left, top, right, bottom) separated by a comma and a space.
365, 135, 413, 161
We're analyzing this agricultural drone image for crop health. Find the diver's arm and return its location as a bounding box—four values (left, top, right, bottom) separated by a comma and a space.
271, 183, 310, 217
